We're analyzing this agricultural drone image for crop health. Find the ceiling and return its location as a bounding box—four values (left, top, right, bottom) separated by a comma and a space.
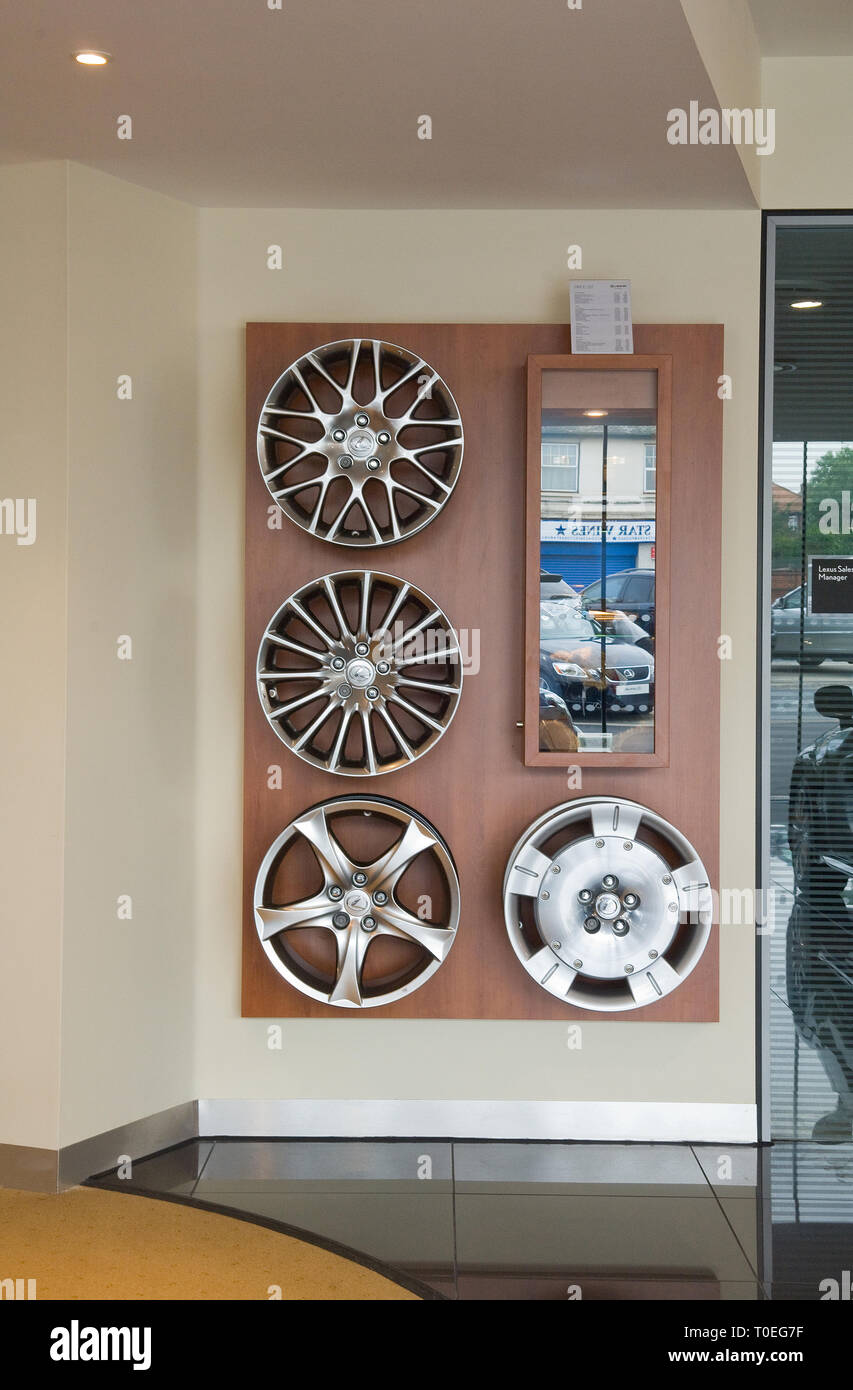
0, 0, 755, 208
748, 0, 853, 57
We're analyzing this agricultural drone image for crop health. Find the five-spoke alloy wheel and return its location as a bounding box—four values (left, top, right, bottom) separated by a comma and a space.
503, 797, 713, 1012
255, 796, 461, 1008
258, 339, 464, 547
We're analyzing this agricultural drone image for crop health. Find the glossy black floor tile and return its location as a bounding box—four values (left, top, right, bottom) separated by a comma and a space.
85, 1137, 853, 1300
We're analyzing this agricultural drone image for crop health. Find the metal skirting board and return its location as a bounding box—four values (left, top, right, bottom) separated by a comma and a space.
198, 1100, 758, 1144
57, 1100, 198, 1191
2, 1099, 757, 1190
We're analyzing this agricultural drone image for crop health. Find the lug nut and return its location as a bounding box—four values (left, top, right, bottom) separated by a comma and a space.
338, 455, 353, 469
551, 864, 561, 875
623, 892, 640, 909
612, 919, 630, 936
573, 959, 583, 969
338, 683, 352, 698
332, 428, 346, 442
355, 642, 369, 656
331, 657, 345, 671
649, 949, 658, 959
376, 660, 390, 674
602, 873, 618, 889
377, 430, 391, 444
373, 890, 388, 905
332, 912, 350, 929
662, 875, 672, 885
583, 916, 600, 933
578, 888, 593, 904
355, 413, 369, 427
365, 686, 380, 700
623, 841, 633, 851
353, 871, 368, 886
541, 890, 550, 901
363, 916, 377, 931
595, 839, 605, 848
367, 458, 381, 471
624, 964, 634, 974
329, 885, 343, 901
551, 940, 562, 950
268, 687, 278, 701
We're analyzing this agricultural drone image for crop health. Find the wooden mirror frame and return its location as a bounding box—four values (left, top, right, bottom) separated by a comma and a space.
524, 353, 672, 768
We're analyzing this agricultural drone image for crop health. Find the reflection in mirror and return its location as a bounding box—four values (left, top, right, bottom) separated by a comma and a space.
539, 370, 657, 753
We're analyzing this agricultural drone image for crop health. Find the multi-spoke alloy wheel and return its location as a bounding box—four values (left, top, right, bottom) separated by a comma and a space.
258, 339, 464, 546
257, 570, 463, 775
255, 796, 461, 1007
503, 798, 713, 1012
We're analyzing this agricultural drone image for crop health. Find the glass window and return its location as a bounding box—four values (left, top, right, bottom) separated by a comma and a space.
644, 442, 656, 492
541, 440, 579, 493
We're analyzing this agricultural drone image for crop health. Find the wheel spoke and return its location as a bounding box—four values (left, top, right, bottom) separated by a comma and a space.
291, 699, 337, 751
322, 576, 352, 641
371, 818, 438, 891
375, 903, 454, 962
590, 801, 643, 840
288, 597, 337, 649
256, 896, 335, 940
293, 805, 354, 882
360, 708, 377, 775
507, 845, 553, 898
395, 676, 460, 696
330, 926, 371, 1007
387, 692, 444, 732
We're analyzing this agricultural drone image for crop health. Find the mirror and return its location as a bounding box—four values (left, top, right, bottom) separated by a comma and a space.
525, 356, 670, 765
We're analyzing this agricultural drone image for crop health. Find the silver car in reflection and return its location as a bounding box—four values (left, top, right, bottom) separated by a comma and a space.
772, 585, 853, 666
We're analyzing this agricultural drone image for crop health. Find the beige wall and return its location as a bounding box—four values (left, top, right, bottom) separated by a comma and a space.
0, 163, 68, 1151
196, 207, 760, 1106
761, 59, 853, 208
59, 166, 198, 1146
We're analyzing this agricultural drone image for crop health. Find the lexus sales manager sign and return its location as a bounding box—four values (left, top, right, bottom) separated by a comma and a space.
810, 556, 853, 614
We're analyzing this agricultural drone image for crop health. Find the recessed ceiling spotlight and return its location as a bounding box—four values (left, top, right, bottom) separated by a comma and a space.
790, 297, 823, 310
584, 409, 608, 418
74, 50, 111, 66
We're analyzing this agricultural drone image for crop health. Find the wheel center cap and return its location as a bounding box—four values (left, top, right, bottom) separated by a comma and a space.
347, 428, 376, 459
344, 890, 370, 914
346, 658, 375, 688
595, 892, 621, 920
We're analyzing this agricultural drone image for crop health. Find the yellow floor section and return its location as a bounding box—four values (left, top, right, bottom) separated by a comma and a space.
0, 1186, 418, 1300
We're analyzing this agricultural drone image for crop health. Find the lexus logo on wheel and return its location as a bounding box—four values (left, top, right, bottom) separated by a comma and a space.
623, 668, 635, 679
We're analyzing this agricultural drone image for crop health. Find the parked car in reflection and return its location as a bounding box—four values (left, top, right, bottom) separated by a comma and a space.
788, 684, 853, 893
772, 585, 853, 665
540, 599, 654, 718
579, 568, 655, 639
539, 682, 579, 751
786, 892, 853, 1141
540, 568, 578, 601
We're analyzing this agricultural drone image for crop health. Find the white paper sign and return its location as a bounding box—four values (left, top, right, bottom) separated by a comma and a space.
570, 280, 633, 354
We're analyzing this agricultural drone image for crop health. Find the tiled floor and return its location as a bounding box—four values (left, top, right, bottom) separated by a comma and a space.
88, 1137, 832, 1300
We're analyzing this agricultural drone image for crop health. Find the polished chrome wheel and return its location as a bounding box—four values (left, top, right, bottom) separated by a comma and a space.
255, 796, 460, 1007
258, 339, 464, 546
503, 797, 713, 1012
258, 570, 462, 775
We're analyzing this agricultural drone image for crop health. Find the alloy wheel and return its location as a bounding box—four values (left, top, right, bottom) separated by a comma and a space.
255, 796, 460, 1007
503, 797, 713, 1011
257, 570, 463, 775
258, 339, 463, 546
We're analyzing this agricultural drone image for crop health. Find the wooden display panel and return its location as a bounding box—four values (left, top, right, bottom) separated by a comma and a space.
243, 323, 722, 1020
